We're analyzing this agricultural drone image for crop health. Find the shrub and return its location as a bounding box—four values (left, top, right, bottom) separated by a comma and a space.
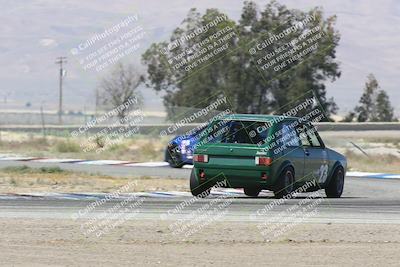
55, 140, 80, 153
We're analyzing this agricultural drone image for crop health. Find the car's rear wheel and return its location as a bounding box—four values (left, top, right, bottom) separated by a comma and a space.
274, 167, 295, 199
190, 169, 211, 197
325, 166, 344, 198
165, 145, 184, 168
244, 188, 261, 197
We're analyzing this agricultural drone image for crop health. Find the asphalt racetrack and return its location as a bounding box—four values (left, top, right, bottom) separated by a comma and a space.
0, 160, 399, 224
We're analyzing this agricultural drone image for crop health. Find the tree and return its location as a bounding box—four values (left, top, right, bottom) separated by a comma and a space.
99, 63, 143, 121
354, 74, 378, 122
142, 1, 341, 118
374, 90, 394, 122
352, 74, 394, 122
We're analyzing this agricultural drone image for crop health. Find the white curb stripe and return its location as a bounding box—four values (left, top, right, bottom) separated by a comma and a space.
347, 171, 400, 179
124, 161, 169, 167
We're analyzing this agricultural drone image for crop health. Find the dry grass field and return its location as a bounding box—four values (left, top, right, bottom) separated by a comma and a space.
0, 166, 187, 194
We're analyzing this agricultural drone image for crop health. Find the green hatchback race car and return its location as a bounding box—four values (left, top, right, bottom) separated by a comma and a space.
190, 114, 346, 198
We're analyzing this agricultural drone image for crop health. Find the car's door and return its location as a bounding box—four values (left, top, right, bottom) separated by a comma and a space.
300, 123, 329, 185
277, 121, 305, 182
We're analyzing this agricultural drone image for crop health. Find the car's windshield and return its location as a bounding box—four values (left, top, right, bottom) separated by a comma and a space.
203, 120, 272, 145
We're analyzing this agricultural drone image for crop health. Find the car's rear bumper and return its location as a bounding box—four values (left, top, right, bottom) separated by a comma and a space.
193, 167, 273, 189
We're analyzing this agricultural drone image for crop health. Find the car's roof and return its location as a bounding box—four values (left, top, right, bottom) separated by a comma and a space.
219, 113, 299, 123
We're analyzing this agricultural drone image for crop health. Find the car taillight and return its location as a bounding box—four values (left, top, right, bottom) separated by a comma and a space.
193, 154, 209, 163
255, 156, 272, 166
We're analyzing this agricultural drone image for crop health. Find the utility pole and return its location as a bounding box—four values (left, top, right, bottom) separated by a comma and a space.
55, 56, 67, 124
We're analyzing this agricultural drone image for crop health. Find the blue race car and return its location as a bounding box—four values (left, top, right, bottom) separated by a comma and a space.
165, 126, 206, 168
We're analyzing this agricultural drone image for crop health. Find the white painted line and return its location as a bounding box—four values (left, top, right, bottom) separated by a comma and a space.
124, 161, 169, 167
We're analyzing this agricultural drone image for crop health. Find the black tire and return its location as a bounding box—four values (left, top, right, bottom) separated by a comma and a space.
165, 145, 184, 168
244, 188, 261, 197
190, 169, 211, 198
274, 166, 295, 199
325, 166, 344, 198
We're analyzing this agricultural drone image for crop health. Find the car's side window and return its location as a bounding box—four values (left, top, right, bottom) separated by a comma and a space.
305, 125, 322, 147
296, 124, 312, 147
280, 122, 300, 147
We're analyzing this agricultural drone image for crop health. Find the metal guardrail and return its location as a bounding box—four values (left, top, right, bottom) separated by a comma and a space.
1, 122, 400, 135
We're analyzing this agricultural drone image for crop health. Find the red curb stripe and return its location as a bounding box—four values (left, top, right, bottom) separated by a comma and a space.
19, 157, 48, 161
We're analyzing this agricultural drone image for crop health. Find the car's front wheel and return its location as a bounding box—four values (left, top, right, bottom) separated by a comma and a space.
325, 166, 344, 198
190, 169, 211, 197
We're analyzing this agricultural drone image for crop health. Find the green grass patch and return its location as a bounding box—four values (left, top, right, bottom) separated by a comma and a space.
38, 166, 66, 173
2, 165, 66, 174
55, 140, 80, 153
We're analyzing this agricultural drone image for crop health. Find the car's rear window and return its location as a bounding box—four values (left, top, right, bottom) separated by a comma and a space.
202, 120, 272, 145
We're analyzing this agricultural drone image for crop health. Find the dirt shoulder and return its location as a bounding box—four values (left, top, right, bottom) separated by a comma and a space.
0, 218, 399, 266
